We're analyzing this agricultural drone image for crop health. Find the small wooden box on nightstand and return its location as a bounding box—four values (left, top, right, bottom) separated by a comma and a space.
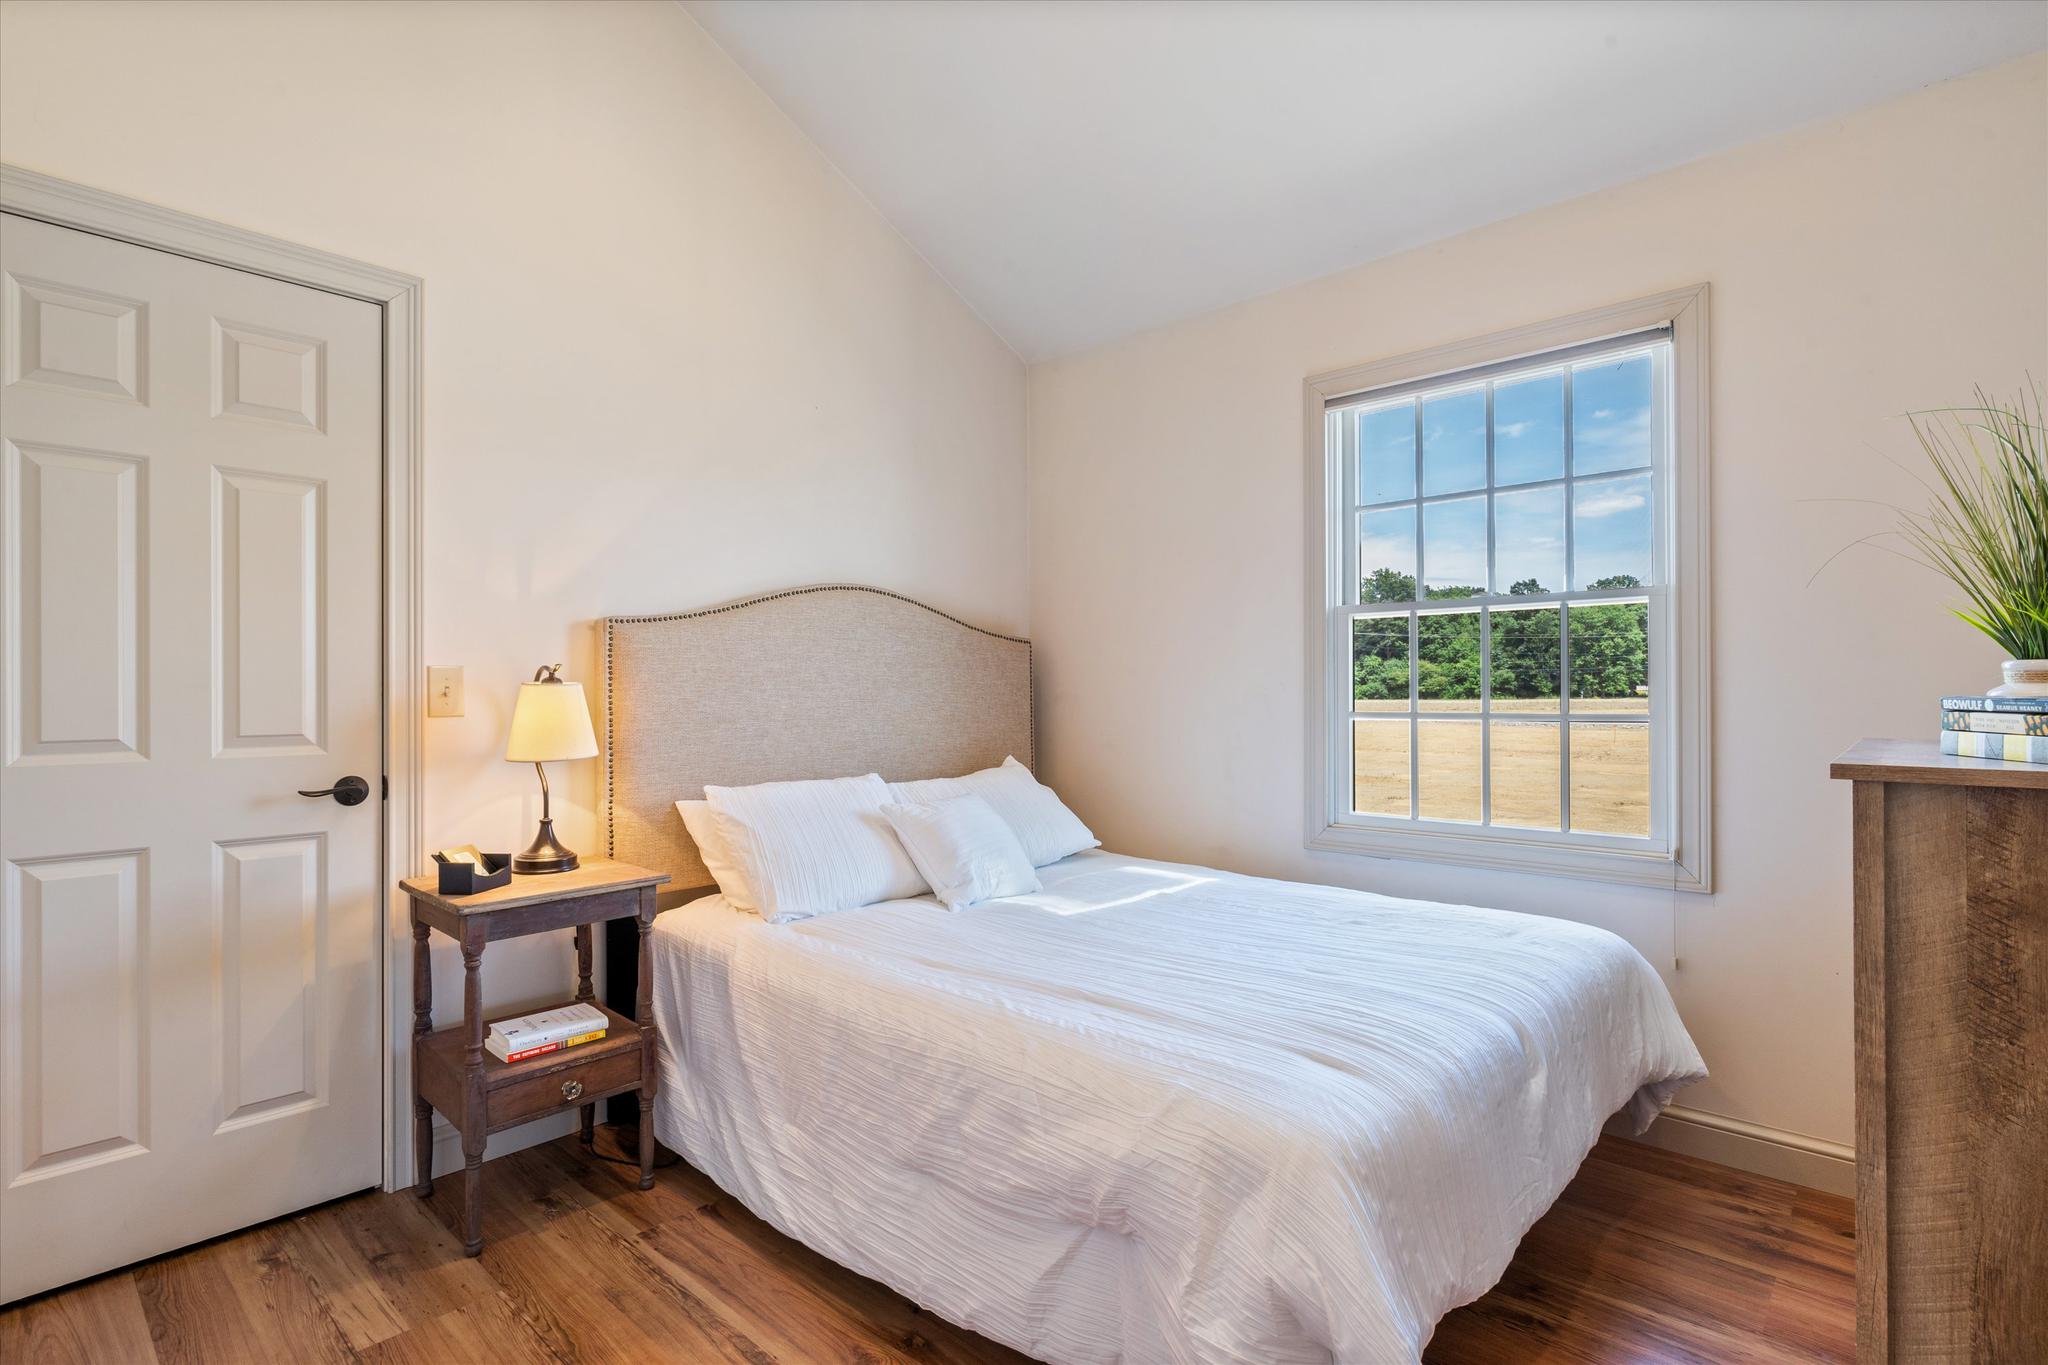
403, 858, 669, 1256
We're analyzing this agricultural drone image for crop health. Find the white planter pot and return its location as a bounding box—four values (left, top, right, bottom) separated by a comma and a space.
1989, 659, 2048, 698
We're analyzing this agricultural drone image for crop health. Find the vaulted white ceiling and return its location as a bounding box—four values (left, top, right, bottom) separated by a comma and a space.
685, 1, 2047, 361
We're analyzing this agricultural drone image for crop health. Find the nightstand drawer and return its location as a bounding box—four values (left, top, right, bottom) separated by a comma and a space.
487, 1045, 643, 1132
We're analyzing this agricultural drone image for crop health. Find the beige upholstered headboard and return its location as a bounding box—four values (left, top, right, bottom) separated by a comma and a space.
603, 585, 1033, 904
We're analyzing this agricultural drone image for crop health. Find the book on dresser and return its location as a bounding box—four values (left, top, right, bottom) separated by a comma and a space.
1939, 694, 2048, 715
1941, 730, 2048, 764
1939, 706, 2048, 735
486, 1001, 608, 1063
1938, 694, 2048, 764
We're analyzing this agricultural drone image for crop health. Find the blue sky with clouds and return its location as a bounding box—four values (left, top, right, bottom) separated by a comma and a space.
1356, 350, 1654, 596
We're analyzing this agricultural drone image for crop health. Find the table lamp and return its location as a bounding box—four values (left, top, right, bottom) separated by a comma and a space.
505, 664, 599, 873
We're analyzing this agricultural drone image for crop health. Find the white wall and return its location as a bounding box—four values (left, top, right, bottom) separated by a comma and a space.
0, 1, 1027, 1158
1027, 55, 2047, 1158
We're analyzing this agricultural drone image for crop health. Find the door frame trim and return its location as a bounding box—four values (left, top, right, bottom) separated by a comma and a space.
2, 164, 425, 1195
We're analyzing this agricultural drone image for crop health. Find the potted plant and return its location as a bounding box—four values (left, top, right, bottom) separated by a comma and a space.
1895, 388, 2048, 697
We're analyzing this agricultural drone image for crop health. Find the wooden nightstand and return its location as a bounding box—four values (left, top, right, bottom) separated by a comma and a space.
403, 858, 669, 1255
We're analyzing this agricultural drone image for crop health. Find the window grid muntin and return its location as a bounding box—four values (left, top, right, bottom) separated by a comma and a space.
1481, 377, 1494, 826
1338, 335, 1667, 844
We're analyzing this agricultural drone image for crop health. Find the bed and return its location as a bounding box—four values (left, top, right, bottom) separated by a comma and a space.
603, 586, 1705, 1365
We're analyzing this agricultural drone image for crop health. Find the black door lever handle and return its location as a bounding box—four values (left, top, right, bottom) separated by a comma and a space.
298, 775, 370, 806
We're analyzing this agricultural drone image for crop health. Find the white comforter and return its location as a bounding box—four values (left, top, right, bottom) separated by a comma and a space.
648, 850, 1705, 1365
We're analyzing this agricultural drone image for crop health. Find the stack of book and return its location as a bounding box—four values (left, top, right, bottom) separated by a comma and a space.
1940, 695, 2048, 765
486, 1001, 608, 1063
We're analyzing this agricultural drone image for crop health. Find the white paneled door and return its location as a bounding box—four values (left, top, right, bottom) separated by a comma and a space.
0, 213, 383, 1302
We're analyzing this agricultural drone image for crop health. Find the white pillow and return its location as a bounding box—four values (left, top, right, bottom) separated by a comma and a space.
891, 756, 1098, 868
674, 798, 758, 914
703, 773, 927, 924
880, 793, 1041, 909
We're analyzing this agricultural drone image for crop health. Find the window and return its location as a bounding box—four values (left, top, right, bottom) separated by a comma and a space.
1305, 289, 1711, 890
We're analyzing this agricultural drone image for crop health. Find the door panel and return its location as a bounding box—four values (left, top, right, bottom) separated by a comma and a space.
3, 273, 147, 403
5, 440, 147, 764
0, 212, 383, 1302
215, 467, 325, 753
4, 849, 148, 1182
215, 832, 323, 1130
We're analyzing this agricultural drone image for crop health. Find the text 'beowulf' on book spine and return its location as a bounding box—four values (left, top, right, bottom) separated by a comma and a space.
1938, 694, 2048, 714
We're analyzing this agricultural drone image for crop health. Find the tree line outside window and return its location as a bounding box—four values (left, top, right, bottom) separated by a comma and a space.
1352, 570, 1649, 706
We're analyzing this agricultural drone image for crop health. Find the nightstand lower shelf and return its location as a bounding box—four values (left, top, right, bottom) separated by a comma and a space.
415, 1002, 642, 1137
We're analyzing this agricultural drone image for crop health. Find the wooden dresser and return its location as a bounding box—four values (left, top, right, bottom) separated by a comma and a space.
1830, 740, 2047, 1363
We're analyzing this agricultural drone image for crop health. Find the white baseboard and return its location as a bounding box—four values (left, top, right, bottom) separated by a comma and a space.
423, 1110, 578, 1182
1608, 1104, 1855, 1198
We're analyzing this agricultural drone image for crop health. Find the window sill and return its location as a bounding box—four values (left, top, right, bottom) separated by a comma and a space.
1307, 820, 1710, 892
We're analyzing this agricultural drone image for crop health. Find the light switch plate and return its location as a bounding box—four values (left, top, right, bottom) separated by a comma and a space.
427, 665, 464, 717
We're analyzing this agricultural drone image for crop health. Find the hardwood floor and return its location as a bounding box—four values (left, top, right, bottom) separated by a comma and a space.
1, 1132, 1852, 1364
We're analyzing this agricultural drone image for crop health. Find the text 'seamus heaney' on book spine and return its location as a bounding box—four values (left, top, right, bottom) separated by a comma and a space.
1939, 695, 2048, 765
486, 1001, 608, 1063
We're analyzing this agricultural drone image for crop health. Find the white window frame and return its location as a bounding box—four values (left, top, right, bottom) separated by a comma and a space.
1304, 286, 1712, 891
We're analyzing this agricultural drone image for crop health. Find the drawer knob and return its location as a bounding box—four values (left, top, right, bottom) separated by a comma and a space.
561, 1079, 584, 1102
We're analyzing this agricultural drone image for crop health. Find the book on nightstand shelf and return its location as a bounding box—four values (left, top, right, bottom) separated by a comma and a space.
1939, 695, 2048, 764
485, 1001, 608, 1063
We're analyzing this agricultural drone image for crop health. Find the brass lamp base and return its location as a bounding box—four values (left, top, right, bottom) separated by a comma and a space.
512, 818, 579, 874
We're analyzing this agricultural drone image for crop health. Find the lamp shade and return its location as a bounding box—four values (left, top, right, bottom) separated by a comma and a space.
505, 677, 599, 763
